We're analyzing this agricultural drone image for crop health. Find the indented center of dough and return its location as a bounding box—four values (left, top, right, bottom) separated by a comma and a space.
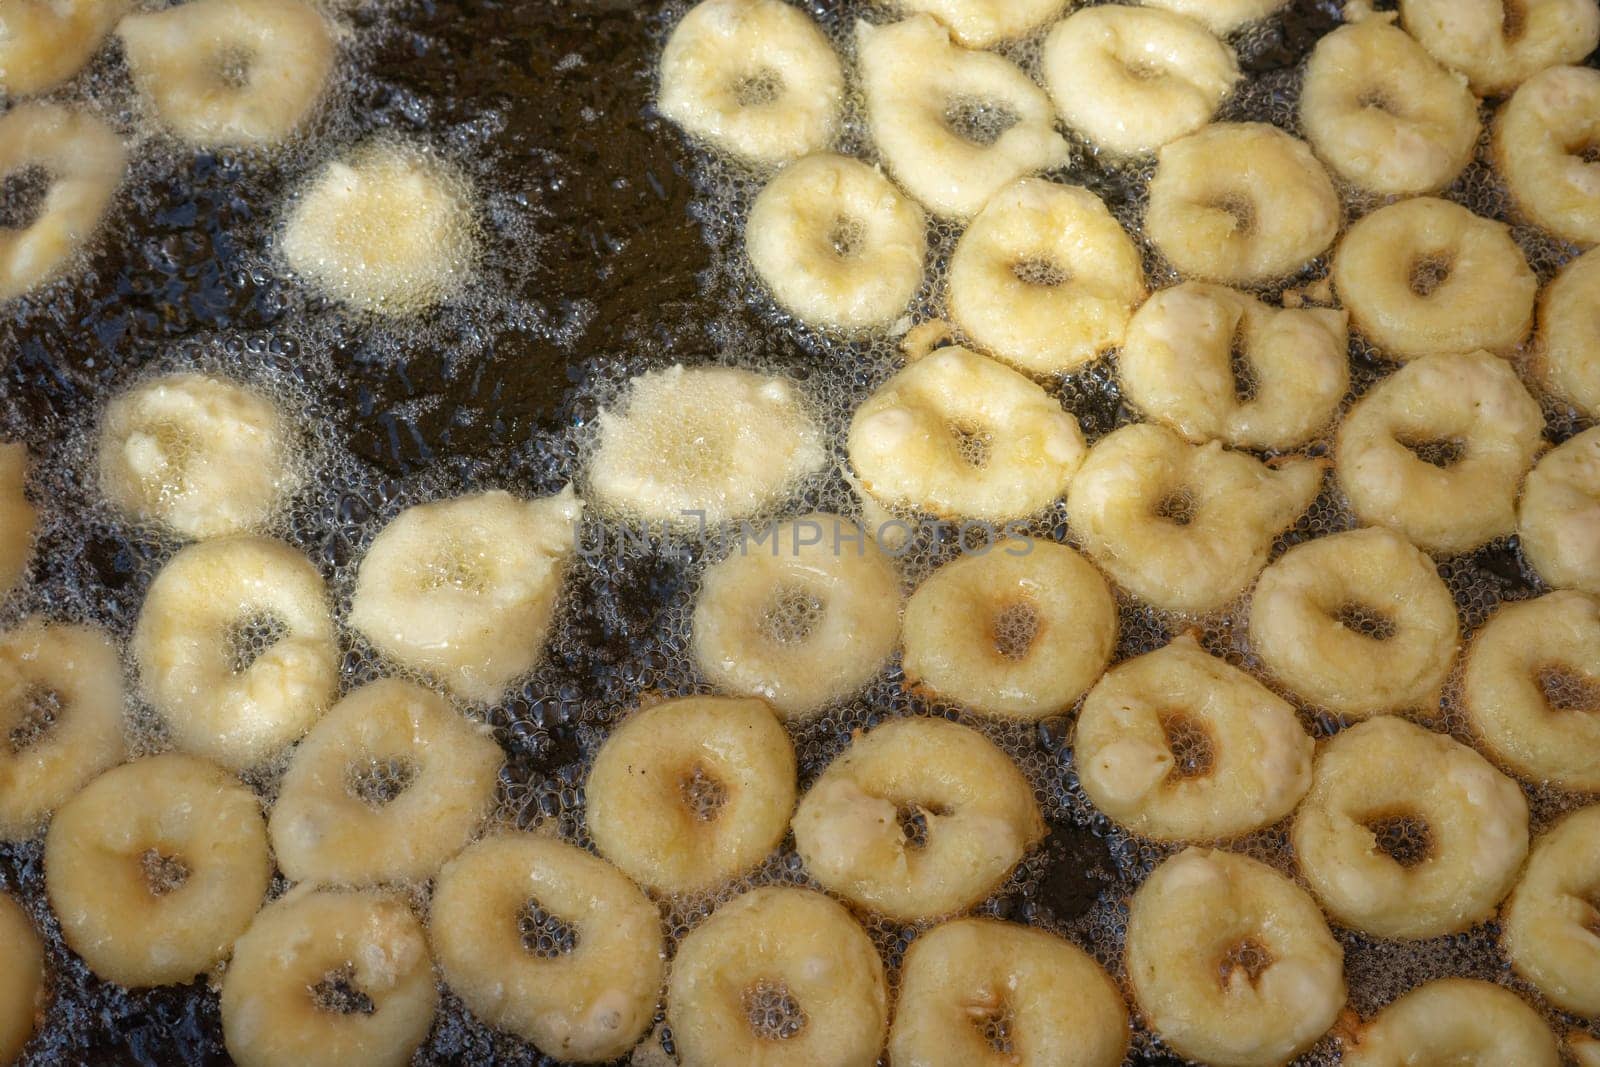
962, 990, 1015, 1056
1398, 434, 1466, 469
1335, 602, 1397, 642
312, 965, 377, 1016
678, 761, 729, 822
140, 847, 191, 897
0, 165, 50, 231
346, 756, 418, 808
828, 215, 865, 259
1010, 257, 1068, 287
733, 68, 783, 107
226, 611, 288, 674
518, 898, 580, 958
1364, 811, 1434, 868
133, 419, 201, 498
1500, 0, 1528, 42
1154, 487, 1198, 526
897, 803, 948, 850
1208, 193, 1255, 235
1159, 711, 1215, 780
943, 95, 1019, 147
949, 420, 993, 468
423, 543, 489, 593
1228, 319, 1259, 403
1535, 663, 1600, 714
1408, 252, 1454, 297
1119, 56, 1165, 83
214, 45, 255, 89
759, 585, 825, 646
6, 684, 62, 753
990, 600, 1040, 662
1218, 937, 1274, 988
1357, 86, 1396, 114
744, 979, 807, 1041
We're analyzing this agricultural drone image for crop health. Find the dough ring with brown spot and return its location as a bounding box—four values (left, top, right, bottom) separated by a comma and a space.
1042, 4, 1240, 158
901, 537, 1117, 720
268, 678, 503, 886
792, 715, 1043, 920
430, 834, 665, 1062
0, 618, 125, 840
946, 177, 1147, 375
847, 345, 1087, 521
585, 694, 795, 893
1119, 282, 1349, 451
1464, 591, 1600, 792
221, 885, 438, 1067
1495, 64, 1600, 247
1332, 196, 1537, 361
657, 0, 844, 166
745, 153, 926, 332
1145, 122, 1340, 285
1335, 350, 1544, 556
132, 535, 338, 770
44, 753, 271, 987
667, 886, 888, 1067
889, 918, 1129, 1067
1300, 10, 1479, 196
1247, 526, 1460, 717
1292, 716, 1529, 939
1125, 847, 1346, 1067
1399, 0, 1599, 96
1066, 422, 1324, 613
1075, 633, 1313, 842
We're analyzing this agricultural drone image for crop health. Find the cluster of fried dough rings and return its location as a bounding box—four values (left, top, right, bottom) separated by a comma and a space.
645, 0, 1600, 1063
1, 0, 483, 314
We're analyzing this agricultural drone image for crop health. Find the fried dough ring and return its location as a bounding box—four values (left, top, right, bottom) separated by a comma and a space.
792, 716, 1043, 920
1119, 282, 1348, 451
1076, 633, 1313, 842
946, 178, 1146, 374
1335, 350, 1544, 555
1292, 716, 1529, 939
1126, 847, 1345, 1067
585, 694, 795, 893
1332, 196, 1537, 361
1247, 527, 1460, 717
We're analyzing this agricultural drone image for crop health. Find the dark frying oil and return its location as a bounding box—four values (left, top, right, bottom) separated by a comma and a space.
0, 1, 1595, 1064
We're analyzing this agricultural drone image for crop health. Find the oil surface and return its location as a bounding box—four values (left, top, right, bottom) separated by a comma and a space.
1, 0, 1597, 1064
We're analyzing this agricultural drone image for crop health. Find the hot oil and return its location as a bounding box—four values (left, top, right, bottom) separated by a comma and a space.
0, 0, 1596, 1063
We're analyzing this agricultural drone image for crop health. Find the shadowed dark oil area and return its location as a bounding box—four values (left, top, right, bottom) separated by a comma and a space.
1, 0, 1596, 1063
